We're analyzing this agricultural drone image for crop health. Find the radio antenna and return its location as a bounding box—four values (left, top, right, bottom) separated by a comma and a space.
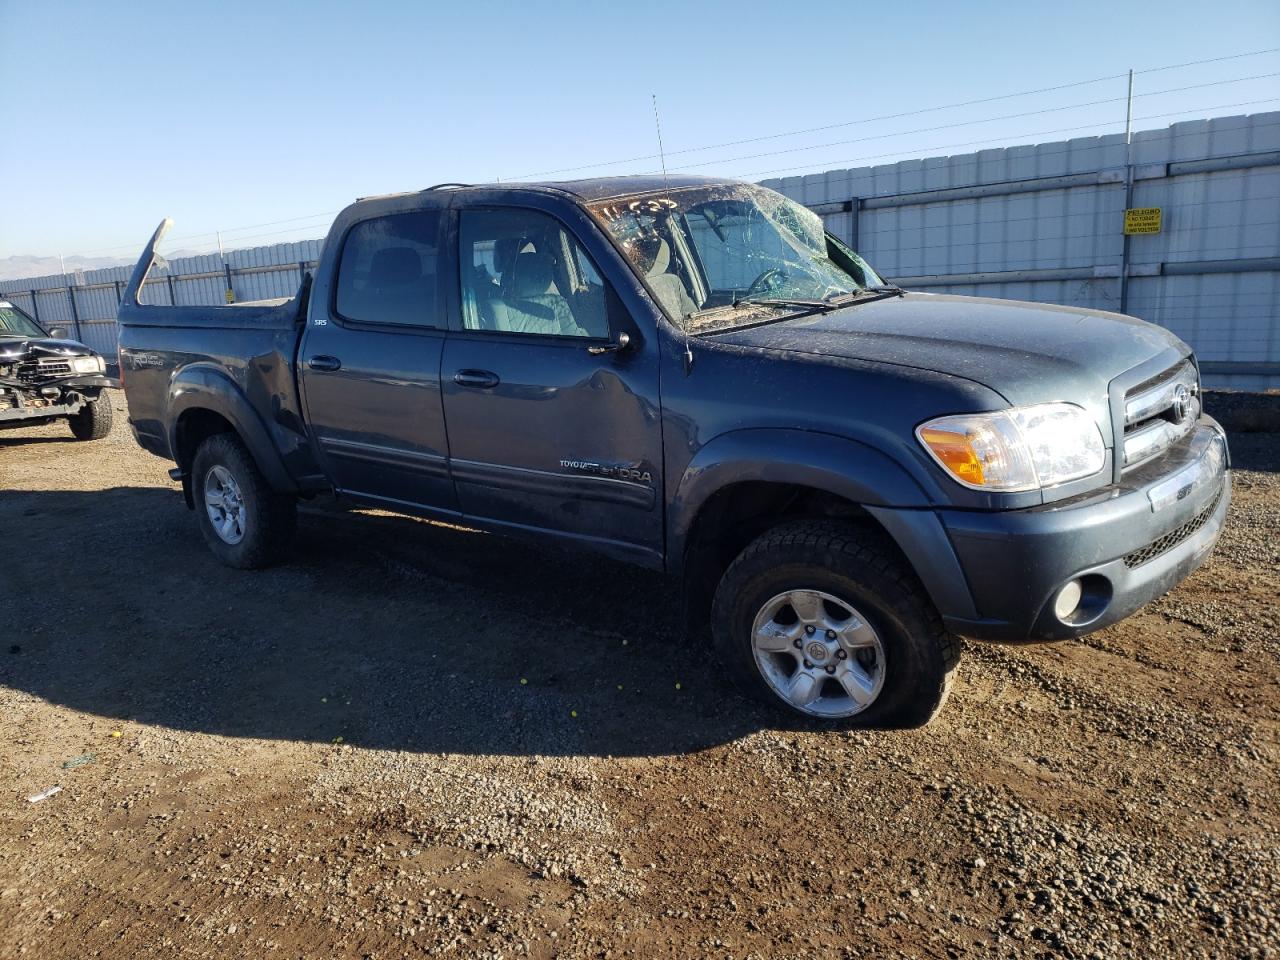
652, 94, 670, 191
652, 93, 693, 373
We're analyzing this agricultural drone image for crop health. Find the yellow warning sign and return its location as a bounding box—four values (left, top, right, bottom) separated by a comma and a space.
1124, 208, 1162, 235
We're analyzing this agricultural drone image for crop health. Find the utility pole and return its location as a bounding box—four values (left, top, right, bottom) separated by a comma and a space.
1119, 70, 1135, 315
1124, 68, 1134, 146
59, 253, 82, 341
218, 231, 234, 304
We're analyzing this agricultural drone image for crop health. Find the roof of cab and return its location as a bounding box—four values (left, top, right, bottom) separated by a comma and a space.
356, 174, 739, 206
349, 175, 746, 218
510, 174, 738, 202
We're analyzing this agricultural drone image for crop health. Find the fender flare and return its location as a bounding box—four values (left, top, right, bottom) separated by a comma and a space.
666, 428, 979, 620
167, 364, 298, 494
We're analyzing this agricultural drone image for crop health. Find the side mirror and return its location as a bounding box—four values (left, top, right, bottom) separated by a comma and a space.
587, 331, 631, 356
47, 326, 69, 339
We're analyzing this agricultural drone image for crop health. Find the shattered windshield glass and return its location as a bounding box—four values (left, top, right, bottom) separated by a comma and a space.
0, 302, 46, 338
588, 183, 884, 332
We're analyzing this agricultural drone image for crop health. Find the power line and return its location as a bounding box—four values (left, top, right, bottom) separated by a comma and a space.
77, 211, 341, 257
188, 221, 332, 248
63, 49, 1280, 259
170, 211, 341, 246
149, 107, 1280, 257
647, 72, 1279, 177
733, 100, 1280, 180
506, 47, 1279, 180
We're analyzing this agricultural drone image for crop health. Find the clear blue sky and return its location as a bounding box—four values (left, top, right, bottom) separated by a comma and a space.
1, 0, 1277, 259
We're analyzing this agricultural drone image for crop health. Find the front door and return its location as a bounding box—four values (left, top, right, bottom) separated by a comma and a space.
440, 205, 664, 566
298, 207, 456, 514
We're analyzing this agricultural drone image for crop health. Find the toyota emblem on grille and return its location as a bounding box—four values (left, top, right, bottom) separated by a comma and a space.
1171, 383, 1193, 423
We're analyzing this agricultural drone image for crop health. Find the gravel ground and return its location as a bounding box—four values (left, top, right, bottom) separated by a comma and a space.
1, 392, 1277, 959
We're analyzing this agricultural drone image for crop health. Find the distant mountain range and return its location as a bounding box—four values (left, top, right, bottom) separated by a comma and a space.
0, 249, 222, 283
0, 254, 133, 283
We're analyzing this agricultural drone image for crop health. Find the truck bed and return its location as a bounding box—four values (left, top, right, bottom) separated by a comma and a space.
116, 219, 320, 490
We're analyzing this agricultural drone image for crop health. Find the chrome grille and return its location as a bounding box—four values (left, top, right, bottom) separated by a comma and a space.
16, 357, 73, 382
1121, 361, 1199, 470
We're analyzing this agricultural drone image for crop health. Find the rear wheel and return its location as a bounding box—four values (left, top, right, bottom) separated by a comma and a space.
191, 433, 296, 568
711, 520, 960, 727
68, 391, 113, 441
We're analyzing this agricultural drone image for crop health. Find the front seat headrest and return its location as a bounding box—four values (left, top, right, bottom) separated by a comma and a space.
508, 250, 557, 299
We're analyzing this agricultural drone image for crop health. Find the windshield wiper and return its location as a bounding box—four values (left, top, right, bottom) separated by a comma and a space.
731, 294, 829, 309
685, 296, 823, 325
686, 285, 908, 333
734, 284, 906, 313
820, 285, 906, 309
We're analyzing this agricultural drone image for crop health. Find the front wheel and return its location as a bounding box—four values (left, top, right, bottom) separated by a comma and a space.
191, 433, 296, 569
711, 520, 960, 728
68, 391, 113, 441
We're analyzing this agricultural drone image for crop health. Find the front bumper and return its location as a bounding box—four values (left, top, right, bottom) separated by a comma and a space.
0, 376, 115, 426
890, 418, 1230, 643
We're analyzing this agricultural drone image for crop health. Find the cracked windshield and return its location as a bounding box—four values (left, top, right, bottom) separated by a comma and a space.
589, 184, 885, 332
0, 303, 45, 337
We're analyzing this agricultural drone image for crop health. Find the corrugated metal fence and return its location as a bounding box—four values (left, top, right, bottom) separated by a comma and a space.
765, 111, 1280, 391
0, 241, 322, 357
3, 112, 1277, 388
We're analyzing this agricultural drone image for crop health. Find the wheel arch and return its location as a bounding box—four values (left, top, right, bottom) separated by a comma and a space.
168, 364, 298, 499
670, 428, 978, 633
668, 429, 931, 572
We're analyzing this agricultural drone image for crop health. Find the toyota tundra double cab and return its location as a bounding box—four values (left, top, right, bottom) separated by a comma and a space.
116, 177, 1230, 727
1, 299, 114, 440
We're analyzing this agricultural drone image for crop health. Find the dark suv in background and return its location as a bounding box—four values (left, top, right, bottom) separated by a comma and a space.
0, 298, 115, 440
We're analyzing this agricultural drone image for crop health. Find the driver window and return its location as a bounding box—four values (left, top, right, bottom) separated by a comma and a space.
459, 209, 610, 338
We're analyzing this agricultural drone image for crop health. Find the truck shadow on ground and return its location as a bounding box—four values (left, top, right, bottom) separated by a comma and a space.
1, 486, 801, 757
0, 434, 80, 448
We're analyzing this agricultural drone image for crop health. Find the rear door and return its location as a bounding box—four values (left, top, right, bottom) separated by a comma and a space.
298, 206, 457, 515
440, 203, 665, 567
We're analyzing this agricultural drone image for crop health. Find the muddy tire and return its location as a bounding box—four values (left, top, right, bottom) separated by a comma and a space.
191, 433, 296, 569
68, 391, 113, 441
712, 520, 960, 728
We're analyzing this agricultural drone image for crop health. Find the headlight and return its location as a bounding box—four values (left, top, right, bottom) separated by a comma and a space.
71, 356, 104, 374
916, 402, 1106, 492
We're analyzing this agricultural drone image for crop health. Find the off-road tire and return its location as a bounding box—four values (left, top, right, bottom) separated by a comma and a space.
191, 433, 296, 569
68, 391, 113, 441
712, 519, 960, 728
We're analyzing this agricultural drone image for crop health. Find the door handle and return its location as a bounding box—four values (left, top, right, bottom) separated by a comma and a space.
308, 355, 342, 372
453, 369, 500, 389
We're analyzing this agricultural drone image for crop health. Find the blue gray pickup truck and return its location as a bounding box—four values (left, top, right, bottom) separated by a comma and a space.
117, 176, 1230, 726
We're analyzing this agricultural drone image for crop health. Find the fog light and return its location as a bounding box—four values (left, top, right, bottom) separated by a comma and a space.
1053, 580, 1084, 621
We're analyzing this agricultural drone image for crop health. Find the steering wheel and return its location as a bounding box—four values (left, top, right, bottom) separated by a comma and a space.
743, 267, 786, 299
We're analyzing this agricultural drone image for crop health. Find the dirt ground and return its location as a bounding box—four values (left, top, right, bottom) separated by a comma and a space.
1, 391, 1277, 959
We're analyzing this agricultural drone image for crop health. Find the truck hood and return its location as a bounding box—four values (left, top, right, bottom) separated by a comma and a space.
0, 337, 96, 361
706, 292, 1188, 409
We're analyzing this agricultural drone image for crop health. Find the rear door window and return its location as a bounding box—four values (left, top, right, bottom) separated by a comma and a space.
335, 211, 442, 327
